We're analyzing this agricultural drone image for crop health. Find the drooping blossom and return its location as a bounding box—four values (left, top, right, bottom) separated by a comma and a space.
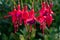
22, 5, 29, 25
37, 1, 54, 34
8, 7, 18, 33
27, 8, 36, 32
17, 4, 22, 25
26, 2, 37, 32
22, 5, 29, 31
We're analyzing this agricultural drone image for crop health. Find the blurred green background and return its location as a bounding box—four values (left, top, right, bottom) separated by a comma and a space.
0, 0, 60, 40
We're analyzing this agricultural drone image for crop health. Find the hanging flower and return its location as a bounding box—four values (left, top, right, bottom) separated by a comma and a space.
26, 1, 37, 32
22, 5, 29, 25
11, 8, 18, 33
26, 8, 36, 32
37, 1, 54, 34
17, 4, 22, 25
27, 8, 35, 24
8, 7, 18, 33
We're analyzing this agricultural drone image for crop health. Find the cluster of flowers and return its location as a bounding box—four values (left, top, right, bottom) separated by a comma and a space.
37, 1, 54, 34
4, 1, 54, 34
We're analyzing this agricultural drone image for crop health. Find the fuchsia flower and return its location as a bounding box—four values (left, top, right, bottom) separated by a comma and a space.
37, 1, 54, 34
8, 7, 18, 33
26, 2, 37, 32
17, 4, 22, 25
45, 2, 54, 26
4, 7, 18, 33
11, 8, 17, 24
27, 8, 36, 32
4, 4, 22, 33
22, 5, 29, 25
10, 8, 18, 33
27, 8, 35, 24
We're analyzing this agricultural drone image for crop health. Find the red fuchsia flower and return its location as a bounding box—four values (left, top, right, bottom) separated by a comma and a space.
38, 2, 47, 25
4, 6, 21, 33
26, 8, 37, 32
39, 2, 54, 26
45, 2, 54, 27
10, 7, 18, 33
27, 8, 35, 24
4, 7, 17, 25
11, 8, 17, 24
26, 1, 37, 32
22, 5, 29, 26
5, 7, 18, 33
22, 5, 29, 31
37, 2, 46, 34
37, 1, 54, 34
17, 4, 22, 25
